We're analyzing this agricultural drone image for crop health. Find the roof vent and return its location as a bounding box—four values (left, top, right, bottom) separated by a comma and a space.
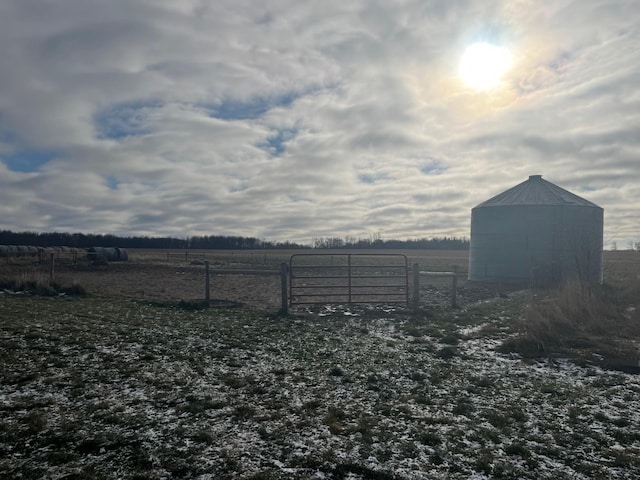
529, 175, 543, 180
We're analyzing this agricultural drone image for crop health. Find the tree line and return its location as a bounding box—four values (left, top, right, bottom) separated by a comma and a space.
0, 230, 469, 250
312, 235, 469, 250
0, 230, 304, 250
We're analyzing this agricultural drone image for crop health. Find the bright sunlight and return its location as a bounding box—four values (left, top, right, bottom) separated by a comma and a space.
459, 42, 512, 90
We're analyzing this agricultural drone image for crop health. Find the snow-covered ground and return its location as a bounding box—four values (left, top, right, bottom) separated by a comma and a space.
1, 295, 639, 479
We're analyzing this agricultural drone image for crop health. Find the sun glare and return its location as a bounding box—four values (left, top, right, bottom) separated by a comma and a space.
459, 42, 512, 91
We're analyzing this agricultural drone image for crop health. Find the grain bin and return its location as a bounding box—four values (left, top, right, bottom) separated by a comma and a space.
468, 175, 603, 285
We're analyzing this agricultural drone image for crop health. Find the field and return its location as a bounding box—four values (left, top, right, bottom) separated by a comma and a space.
1, 249, 639, 479
0, 249, 512, 311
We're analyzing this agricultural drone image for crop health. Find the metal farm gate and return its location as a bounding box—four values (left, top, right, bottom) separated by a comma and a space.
289, 253, 409, 306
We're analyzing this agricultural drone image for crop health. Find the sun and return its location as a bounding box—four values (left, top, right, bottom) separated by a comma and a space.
459, 42, 512, 90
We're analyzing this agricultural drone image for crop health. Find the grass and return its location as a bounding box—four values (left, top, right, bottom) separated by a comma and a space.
0, 269, 86, 296
1, 250, 639, 478
1, 293, 639, 479
498, 277, 640, 371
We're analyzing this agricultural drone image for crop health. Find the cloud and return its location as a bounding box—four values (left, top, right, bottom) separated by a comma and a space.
0, 0, 638, 246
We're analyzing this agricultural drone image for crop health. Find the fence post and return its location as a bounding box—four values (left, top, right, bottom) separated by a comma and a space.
204, 261, 211, 307
451, 265, 458, 308
412, 263, 420, 312
347, 255, 352, 303
280, 263, 288, 315
49, 253, 55, 284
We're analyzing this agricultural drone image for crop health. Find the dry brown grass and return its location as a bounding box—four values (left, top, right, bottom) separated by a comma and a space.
500, 273, 640, 371
0, 268, 86, 296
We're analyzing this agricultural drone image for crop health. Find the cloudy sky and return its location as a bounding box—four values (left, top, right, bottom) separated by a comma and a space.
0, 0, 638, 247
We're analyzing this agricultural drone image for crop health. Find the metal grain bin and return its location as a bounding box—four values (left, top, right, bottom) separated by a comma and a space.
468, 175, 603, 285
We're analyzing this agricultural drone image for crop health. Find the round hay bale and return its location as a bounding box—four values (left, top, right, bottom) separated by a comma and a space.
87, 246, 102, 261
115, 248, 129, 261
87, 247, 119, 262
104, 248, 118, 261
92, 254, 109, 266
0, 245, 9, 257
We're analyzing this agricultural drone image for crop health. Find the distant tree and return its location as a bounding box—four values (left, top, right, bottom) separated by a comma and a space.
0, 229, 469, 250
312, 234, 469, 250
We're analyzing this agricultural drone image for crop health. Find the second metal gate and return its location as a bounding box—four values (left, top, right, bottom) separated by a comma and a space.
289, 253, 409, 306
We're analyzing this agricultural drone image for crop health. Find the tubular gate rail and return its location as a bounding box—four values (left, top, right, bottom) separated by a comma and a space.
289, 253, 410, 306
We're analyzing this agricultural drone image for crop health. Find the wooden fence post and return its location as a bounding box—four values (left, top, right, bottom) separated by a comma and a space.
49, 253, 55, 284
412, 263, 420, 312
204, 261, 211, 307
280, 263, 288, 315
451, 265, 458, 308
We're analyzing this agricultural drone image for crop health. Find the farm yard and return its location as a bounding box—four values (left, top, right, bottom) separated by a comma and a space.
0, 248, 481, 310
1, 249, 640, 479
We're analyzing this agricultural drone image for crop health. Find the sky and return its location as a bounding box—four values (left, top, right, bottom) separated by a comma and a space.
0, 0, 638, 248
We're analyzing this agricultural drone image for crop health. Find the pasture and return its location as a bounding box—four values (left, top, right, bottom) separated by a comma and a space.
1, 249, 639, 479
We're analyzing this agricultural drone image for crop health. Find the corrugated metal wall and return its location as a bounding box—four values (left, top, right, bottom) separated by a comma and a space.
469, 180, 603, 285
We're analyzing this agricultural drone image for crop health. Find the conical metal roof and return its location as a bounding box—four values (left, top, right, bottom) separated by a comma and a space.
474, 175, 601, 208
